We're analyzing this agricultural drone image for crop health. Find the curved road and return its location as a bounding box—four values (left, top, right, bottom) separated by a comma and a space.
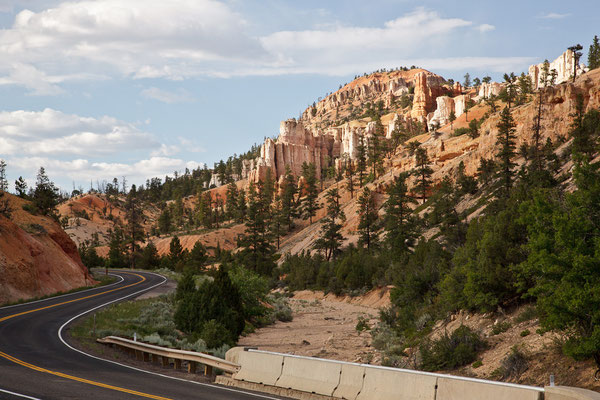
0, 270, 285, 400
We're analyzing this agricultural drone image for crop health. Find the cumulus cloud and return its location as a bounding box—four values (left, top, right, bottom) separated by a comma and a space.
0, 2, 531, 89
8, 156, 203, 188
141, 87, 195, 104
537, 12, 571, 19
0, 108, 157, 156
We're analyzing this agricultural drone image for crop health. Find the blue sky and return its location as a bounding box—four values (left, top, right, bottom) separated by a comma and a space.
0, 0, 596, 191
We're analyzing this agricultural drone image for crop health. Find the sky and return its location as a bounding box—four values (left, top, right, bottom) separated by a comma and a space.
0, 0, 597, 192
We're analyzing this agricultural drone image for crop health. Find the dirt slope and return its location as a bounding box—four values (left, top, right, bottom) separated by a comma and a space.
0, 194, 93, 304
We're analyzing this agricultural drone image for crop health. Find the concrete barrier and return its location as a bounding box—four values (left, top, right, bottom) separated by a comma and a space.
437, 376, 543, 400
332, 364, 365, 400
275, 355, 342, 396
356, 367, 437, 400
545, 386, 600, 400
234, 350, 284, 386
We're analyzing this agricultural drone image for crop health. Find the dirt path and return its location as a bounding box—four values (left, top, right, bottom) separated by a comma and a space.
238, 288, 390, 364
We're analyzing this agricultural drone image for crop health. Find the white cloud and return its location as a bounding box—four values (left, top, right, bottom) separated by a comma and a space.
0, 0, 270, 90
150, 144, 180, 157
0, 3, 525, 87
477, 24, 495, 33
0, 108, 156, 156
8, 156, 203, 188
537, 12, 571, 19
141, 87, 194, 104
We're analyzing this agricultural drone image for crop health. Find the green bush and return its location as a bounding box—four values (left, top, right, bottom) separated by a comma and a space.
499, 346, 528, 379
491, 321, 511, 335
419, 325, 487, 371
520, 329, 530, 337
514, 306, 538, 323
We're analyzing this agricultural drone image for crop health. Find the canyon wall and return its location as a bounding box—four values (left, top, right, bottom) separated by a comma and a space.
529, 49, 588, 90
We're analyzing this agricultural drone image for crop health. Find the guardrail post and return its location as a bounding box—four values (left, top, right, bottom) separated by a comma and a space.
161, 356, 169, 367
135, 350, 143, 361
152, 354, 160, 365
174, 359, 181, 370
204, 365, 213, 376
143, 352, 150, 362
188, 361, 197, 374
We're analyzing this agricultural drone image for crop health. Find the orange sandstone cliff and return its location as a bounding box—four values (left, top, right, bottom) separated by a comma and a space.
0, 193, 93, 304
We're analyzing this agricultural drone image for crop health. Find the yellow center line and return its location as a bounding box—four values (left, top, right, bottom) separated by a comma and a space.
0, 271, 174, 400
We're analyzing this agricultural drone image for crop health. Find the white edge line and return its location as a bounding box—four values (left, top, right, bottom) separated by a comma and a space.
0, 387, 43, 400
57, 271, 282, 400
0, 273, 124, 311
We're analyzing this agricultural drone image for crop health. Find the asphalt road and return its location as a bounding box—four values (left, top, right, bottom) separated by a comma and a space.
0, 270, 286, 400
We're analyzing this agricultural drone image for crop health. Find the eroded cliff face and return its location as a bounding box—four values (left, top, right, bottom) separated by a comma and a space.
0, 194, 93, 304
529, 49, 588, 90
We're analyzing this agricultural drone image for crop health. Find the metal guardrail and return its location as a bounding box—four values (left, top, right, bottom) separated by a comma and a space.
97, 336, 240, 375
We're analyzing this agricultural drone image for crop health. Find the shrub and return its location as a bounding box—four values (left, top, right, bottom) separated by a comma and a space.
491, 321, 511, 335
356, 315, 371, 332
453, 127, 470, 137
515, 306, 538, 323
520, 329, 530, 337
472, 360, 483, 368
419, 325, 487, 371
500, 346, 528, 379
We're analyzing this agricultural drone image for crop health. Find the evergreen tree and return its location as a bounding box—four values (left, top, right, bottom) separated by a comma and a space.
0, 160, 7, 192
412, 147, 433, 203
588, 35, 600, 70
281, 166, 299, 231
429, 177, 466, 250
463, 72, 471, 88
158, 208, 171, 234
139, 242, 160, 270
456, 161, 478, 195
169, 235, 185, 268
33, 167, 59, 217
345, 161, 356, 199
195, 191, 212, 228
383, 173, 417, 257
477, 158, 496, 187
467, 118, 479, 139
15, 176, 27, 198
356, 133, 368, 186
106, 227, 126, 269
501, 72, 518, 108
124, 184, 145, 269
313, 188, 345, 261
300, 162, 320, 224
270, 193, 286, 250
236, 188, 247, 223
237, 181, 276, 275
357, 187, 380, 251
188, 241, 208, 271
225, 182, 239, 221
495, 106, 517, 198
570, 93, 600, 162
449, 111, 456, 130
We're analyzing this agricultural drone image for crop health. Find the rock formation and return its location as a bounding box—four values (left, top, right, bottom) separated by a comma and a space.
529, 49, 588, 90
1, 194, 93, 304
428, 96, 455, 129
477, 82, 503, 99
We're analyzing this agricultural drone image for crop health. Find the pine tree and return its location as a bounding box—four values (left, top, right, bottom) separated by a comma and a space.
225, 182, 239, 221
313, 188, 345, 261
124, 184, 145, 269
195, 191, 212, 228
106, 227, 126, 269
236, 188, 247, 223
467, 118, 479, 139
15, 176, 27, 199
502, 73, 518, 108
463, 72, 471, 88
345, 161, 355, 199
449, 111, 456, 130
383, 173, 417, 256
188, 241, 208, 271
270, 194, 286, 250
357, 187, 379, 251
356, 133, 368, 186
281, 166, 299, 231
412, 147, 433, 203
237, 181, 276, 275
588, 35, 600, 70
169, 236, 185, 268
477, 158, 496, 187
495, 106, 517, 198
300, 162, 320, 224
158, 208, 172, 234
33, 167, 59, 217
0, 160, 7, 192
